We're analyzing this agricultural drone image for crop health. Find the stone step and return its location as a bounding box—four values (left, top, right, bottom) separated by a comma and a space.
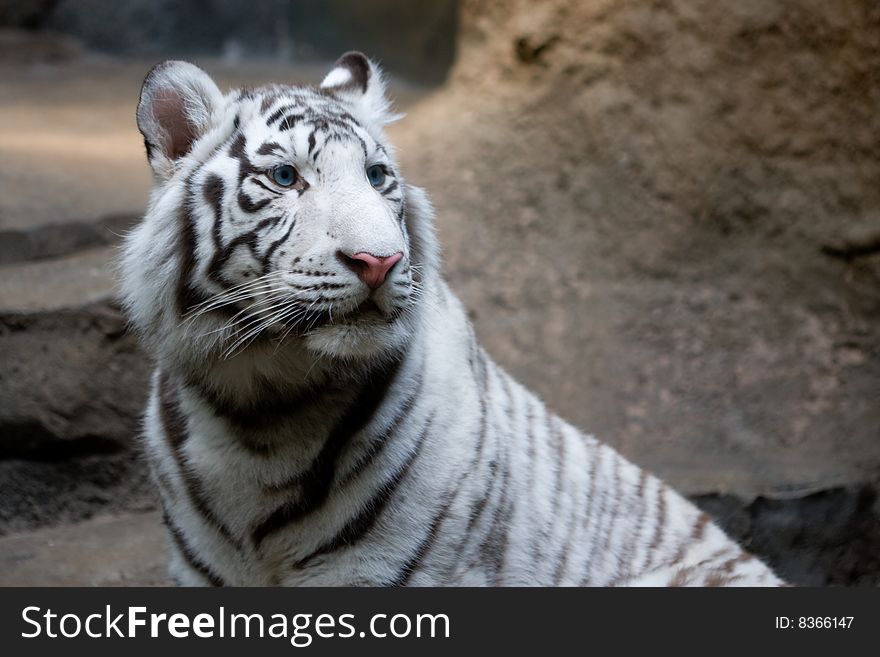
0, 213, 138, 266
0, 511, 169, 586
0, 245, 116, 313
0, 489, 876, 586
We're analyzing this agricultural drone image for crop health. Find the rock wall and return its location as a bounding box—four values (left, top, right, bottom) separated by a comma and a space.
0, 0, 458, 82
393, 0, 880, 497
388, 0, 880, 584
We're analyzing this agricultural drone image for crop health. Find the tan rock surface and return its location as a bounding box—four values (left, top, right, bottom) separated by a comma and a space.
0, 512, 168, 586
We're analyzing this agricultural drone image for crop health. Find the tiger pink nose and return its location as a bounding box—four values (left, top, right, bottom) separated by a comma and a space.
338, 251, 403, 289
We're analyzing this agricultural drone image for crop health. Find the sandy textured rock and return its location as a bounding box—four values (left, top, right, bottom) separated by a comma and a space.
0, 299, 148, 458
390, 0, 880, 498
0, 511, 168, 586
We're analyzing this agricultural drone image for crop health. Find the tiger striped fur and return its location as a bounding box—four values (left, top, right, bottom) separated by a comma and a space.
119, 53, 782, 587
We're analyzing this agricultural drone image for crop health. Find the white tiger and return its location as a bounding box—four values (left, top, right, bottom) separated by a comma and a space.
119, 52, 782, 587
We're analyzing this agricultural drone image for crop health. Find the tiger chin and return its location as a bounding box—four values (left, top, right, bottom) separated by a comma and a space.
118, 52, 783, 587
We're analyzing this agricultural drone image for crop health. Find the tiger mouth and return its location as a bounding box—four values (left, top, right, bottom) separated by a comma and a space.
255, 298, 402, 341
333, 298, 398, 326
353, 298, 383, 317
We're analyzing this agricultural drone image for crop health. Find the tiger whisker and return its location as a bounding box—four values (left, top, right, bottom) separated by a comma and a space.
222, 307, 298, 359
183, 276, 292, 321
221, 298, 322, 359
192, 290, 296, 339
184, 271, 288, 312
185, 273, 288, 305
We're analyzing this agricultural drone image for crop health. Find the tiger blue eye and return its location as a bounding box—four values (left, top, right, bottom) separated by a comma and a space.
366, 164, 386, 188
271, 164, 297, 187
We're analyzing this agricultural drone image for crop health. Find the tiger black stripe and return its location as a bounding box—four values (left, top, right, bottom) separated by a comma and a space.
644, 486, 669, 572
464, 423, 497, 533
336, 371, 425, 488
617, 469, 650, 582
158, 373, 245, 553
525, 401, 549, 568
202, 169, 278, 289
278, 113, 306, 131
437, 353, 491, 583
259, 95, 278, 113
265, 105, 296, 126
251, 355, 405, 549
630, 476, 660, 575
674, 512, 712, 565
237, 188, 272, 213
175, 181, 207, 316
388, 489, 452, 587
548, 415, 566, 518
256, 141, 283, 156
580, 448, 619, 584
163, 512, 225, 587
250, 177, 281, 195
190, 374, 337, 437
393, 383, 490, 586
550, 437, 592, 585
229, 133, 263, 185
261, 216, 297, 271
543, 411, 567, 574
291, 412, 434, 571
577, 442, 604, 564
208, 218, 279, 285
555, 441, 598, 584
383, 508, 452, 587
203, 173, 225, 249
667, 512, 712, 572
461, 349, 494, 537
668, 546, 735, 587
592, 454, 624, 581
476, 368, 517, 583
616, 470, 648, 579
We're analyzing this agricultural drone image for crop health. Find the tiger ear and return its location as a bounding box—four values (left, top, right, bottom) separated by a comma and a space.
136, 60, 224, 180
320, 51, 401, 128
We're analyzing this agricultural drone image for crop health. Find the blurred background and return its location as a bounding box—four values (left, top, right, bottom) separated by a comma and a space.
0, 0, 878, 586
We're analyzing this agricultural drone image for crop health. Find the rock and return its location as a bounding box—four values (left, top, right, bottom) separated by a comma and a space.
0, 2, 56, 29
0, 247, 118, 313
14, 1, 457, 83
694, 486, 880, 586
0, 296, 150, 459
0, 452, 156, 536
0, 261, 155, 535
0, 511, 169, 586
0, 28, 82, 64
393, 0, 880, 501
0, 213, 138, 266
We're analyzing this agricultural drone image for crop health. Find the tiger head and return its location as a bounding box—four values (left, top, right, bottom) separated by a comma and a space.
123, 53, 438, 368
